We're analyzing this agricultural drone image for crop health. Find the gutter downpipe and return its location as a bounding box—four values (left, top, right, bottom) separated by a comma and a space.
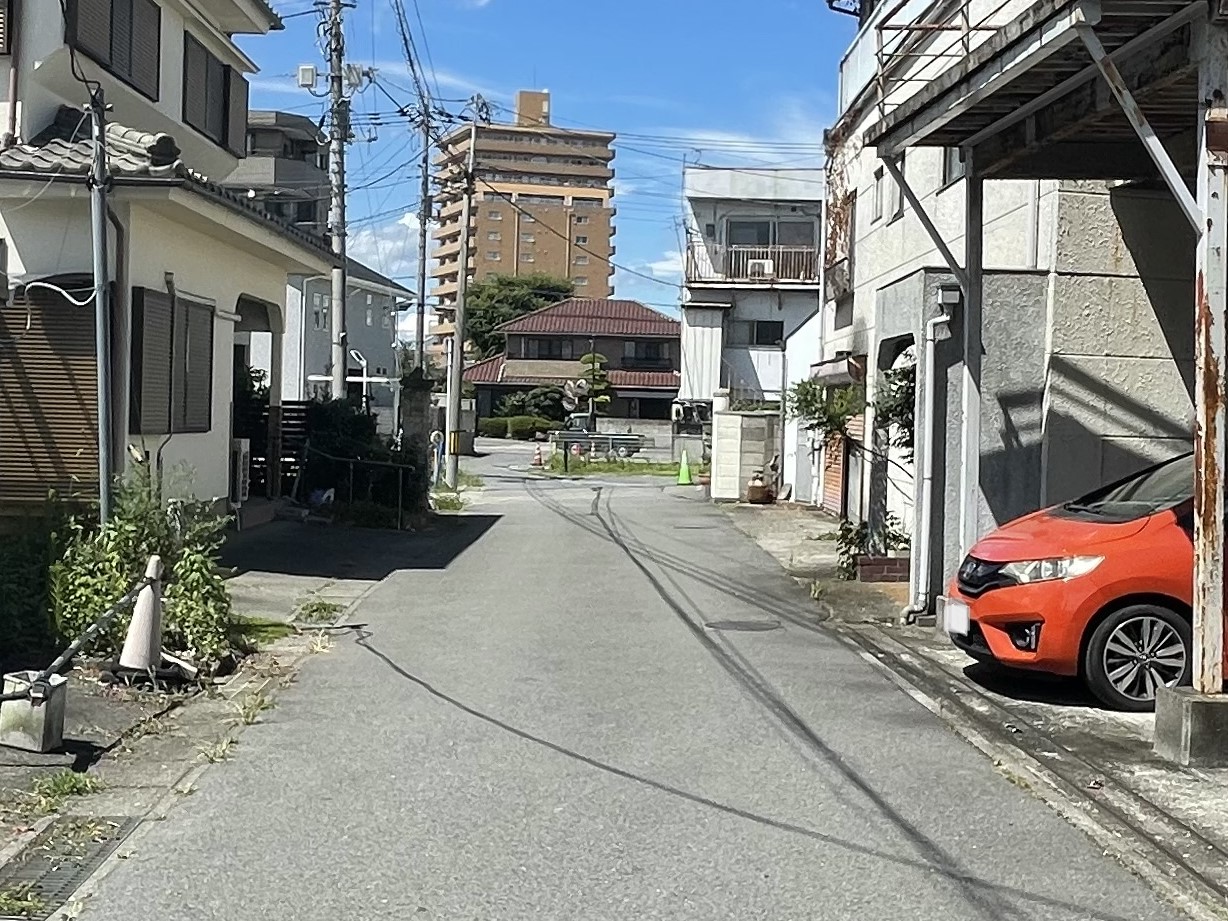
902, 309, 951, 624
106, 205, 127, 483
4, 0, 19, 148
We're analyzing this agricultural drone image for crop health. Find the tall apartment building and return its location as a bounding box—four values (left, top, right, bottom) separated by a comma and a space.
432, 90, 616, 311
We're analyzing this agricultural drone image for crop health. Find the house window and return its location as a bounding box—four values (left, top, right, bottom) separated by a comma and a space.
873, 167, 885, 222
129, 288, 214, 435
520, 253, 535, 262
366, 294, 373, 305
365, 308, 374, 326
525, 338, 572, 359
942, 147, 966, 186
753, 320, 785, 346
312, 292, 322, 307
487, 230, 501, 241
65, 0, 161, 100
182, 32, 248, 155
488, 209, 503, 220
486, 251, 502, 261
574, 255, 589, 266
624, 340, 663, 362
574, 215, 589, 225
572, 276, 588, 287
294, 200, 317, 224
520, 233, 535, 243
575, 235, 588, 245
728, 220, 771, 246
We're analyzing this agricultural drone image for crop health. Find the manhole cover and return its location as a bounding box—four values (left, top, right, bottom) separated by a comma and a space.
0, 816, 138, 920
704, 620, 781, 632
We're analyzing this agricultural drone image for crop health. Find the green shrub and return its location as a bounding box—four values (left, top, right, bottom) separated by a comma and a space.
478, 417, 509, 439
506, 415, 555, 440
49, 465, 236, 671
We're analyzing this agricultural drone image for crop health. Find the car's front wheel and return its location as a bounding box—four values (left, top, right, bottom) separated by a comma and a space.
1083, 603, 1191, 711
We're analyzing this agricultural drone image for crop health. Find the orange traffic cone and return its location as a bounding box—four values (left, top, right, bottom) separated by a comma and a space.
531, 445, 544, 467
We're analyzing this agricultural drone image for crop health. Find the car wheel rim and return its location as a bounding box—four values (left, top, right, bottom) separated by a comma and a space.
1102, 615, 1187, 702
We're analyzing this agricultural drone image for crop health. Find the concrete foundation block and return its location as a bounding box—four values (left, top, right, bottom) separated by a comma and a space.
1154, 687, 1228, 767
0, 671, 68, 753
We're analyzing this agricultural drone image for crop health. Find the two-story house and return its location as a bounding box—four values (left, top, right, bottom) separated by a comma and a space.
463, 297, 680, 421
678, 167, 825, 500
823, 0, 1195, 616
0, 0, 335, 513
225, 110, 414, 434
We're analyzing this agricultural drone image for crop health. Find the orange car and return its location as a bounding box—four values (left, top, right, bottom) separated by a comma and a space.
942, 451, 1222, 711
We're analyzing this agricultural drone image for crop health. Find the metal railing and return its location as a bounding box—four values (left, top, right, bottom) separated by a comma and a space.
873, 0, 1026, 122
686, 244, 820, 283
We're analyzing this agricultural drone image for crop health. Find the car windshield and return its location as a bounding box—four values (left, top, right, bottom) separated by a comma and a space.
1064, 452, 1193, 517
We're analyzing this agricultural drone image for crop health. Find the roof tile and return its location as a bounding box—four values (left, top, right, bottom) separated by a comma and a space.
463, 353, 679, 391
496, 298, 679, 338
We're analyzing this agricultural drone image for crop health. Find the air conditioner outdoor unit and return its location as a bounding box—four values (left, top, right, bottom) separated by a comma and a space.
747, 259, 775, 279
230, 438, 251, 506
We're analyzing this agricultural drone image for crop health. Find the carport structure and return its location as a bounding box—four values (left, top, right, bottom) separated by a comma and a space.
864, 0, 1228, 760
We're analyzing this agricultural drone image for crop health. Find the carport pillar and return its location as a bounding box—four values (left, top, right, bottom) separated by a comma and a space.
1192, 18, 1228, 697
1156, 18, 1228, 767
959, 156, 985, 559
267, 334, 284, 499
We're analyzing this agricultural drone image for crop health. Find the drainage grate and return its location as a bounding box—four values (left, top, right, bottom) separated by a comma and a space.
704, 620, 782, 632
0, 817, 139, 920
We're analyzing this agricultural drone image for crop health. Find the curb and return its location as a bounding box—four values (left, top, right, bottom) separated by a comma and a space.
827, 620, 1228, 921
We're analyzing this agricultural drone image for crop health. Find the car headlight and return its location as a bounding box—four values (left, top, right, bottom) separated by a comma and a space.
1000, 556, 1104, 584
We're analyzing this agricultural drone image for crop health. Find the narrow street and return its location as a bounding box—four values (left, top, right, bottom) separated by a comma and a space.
75, 445, 1186, 920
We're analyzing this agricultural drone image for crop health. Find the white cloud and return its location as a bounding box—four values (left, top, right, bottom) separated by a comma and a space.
645, 250, 683, 277
349, 212, 420, 288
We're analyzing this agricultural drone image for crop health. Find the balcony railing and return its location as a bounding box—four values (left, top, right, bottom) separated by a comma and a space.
686, 244, 820, 284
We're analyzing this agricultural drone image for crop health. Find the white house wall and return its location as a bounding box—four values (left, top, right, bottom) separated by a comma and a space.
124, 203, 290, 502
784, 303, 824, 503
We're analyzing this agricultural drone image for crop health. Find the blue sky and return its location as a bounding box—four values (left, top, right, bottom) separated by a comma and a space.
238, 0, 857, 329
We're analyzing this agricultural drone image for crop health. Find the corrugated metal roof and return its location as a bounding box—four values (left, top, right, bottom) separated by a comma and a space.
496, 298, 680, 338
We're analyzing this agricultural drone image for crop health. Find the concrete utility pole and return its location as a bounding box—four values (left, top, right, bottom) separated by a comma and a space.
327, 0, 348, 399
444, 118, 478, 488
88, 89, 113, 522
415, 115, 431, 369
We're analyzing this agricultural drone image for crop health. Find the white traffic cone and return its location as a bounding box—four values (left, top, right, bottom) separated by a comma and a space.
531, 445, 544, 467
120, 556, 164, 671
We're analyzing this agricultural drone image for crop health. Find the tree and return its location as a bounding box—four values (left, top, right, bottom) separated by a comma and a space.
579, 352, 612, 421
497, 386, 566, 421
465, 274, 574, 358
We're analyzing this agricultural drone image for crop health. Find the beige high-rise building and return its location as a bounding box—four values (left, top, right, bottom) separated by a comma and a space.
432, 90, 616, 316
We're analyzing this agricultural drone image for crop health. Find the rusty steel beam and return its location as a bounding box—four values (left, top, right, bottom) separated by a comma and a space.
1193, 18, 1228, 695
1077, 20, 1203, 229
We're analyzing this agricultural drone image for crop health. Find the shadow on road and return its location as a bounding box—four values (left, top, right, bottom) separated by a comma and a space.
220, 516, 501, 580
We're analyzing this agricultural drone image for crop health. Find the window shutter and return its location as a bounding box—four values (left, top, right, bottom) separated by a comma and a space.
0, 0, 13, 54
130, 0, 160, 100
183, 302, 213, 432
69, 0, 113, 64
129, 287, 172, 434
170, 294, 188, 432
182, 33, 207, 133
226, 67, 248, 157
205, 54, 226, 141
110, 0, 132, 81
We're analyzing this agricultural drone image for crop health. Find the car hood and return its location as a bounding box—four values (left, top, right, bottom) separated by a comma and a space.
970, 506, 1152, 563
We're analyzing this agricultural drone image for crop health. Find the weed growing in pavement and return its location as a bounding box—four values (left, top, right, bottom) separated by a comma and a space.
199, 737, 236, 763
233, 691, 273, 725
295, 596, 345, 624
457, 470, 485, 488
0, 883, 45, 917
431, 491, 466, 511
29, 770, 102, 814
307, 632, 334, 654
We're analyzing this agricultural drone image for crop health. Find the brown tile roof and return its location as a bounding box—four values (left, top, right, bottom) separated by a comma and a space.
496, 298, 680, 338
463, 354, 679, 391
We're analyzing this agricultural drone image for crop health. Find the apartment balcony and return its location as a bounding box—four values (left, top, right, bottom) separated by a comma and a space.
686, 244, 821, 286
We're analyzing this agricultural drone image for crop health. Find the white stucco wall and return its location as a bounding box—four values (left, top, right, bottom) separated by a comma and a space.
0, 0, 254, 179
783, 304, 824, 503
123, 204, 290, 502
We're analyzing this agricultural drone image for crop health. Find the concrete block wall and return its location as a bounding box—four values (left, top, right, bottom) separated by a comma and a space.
710, 411, 780, 501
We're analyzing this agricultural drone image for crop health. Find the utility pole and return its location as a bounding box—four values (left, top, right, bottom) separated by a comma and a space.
327, 0, 348, 399
415, 114, 431, 369
444, 119, 478, 489
88, 89, 113, 522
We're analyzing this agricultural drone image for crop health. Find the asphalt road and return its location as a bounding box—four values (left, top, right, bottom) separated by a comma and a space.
78, 444, 1190, 920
